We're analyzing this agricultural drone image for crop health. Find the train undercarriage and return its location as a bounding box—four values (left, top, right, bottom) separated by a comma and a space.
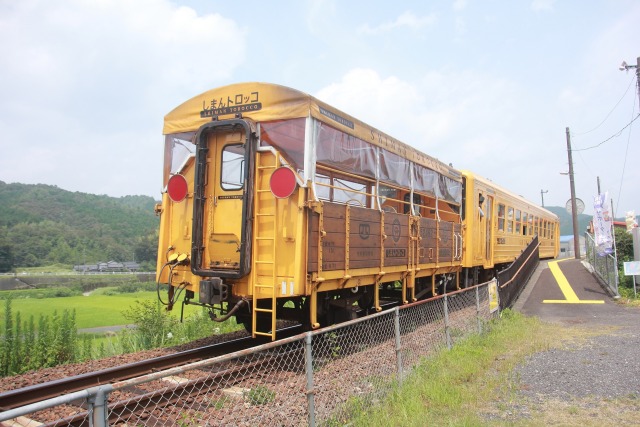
170, 266, 500, 335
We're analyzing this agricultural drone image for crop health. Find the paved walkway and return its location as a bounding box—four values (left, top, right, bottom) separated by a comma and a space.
516, 258, 637, 327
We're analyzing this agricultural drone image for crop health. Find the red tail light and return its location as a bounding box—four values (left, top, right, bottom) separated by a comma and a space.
270, 167, 297, 198
167, 174, 188, 202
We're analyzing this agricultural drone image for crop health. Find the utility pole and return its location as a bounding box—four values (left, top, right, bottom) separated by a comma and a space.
541, 189, 548, 207
566, 127, 580, 259
620, 56, 640, 107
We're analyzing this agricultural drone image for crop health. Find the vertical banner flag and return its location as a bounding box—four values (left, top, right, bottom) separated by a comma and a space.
593, 191, 613, 256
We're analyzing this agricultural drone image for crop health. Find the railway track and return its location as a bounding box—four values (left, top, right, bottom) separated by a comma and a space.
0, 324, 303, 412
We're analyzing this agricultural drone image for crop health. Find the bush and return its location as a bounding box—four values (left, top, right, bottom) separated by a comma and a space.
615, 228, 637, 290
121, 300, 177, 350
0, 298, 80, 377
116, 281, 156, 293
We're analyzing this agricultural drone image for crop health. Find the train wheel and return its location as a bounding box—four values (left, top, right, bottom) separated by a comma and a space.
356, 285, 374, 313
236, 313, 272, 334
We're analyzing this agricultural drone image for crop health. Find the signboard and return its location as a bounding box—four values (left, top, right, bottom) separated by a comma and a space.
623, 261, 640, 297
623, 261, 640, 276
488, 279, 499, 313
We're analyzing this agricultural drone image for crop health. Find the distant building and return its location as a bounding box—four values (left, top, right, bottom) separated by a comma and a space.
73, 261, 140, 272
559, 235, 585, 259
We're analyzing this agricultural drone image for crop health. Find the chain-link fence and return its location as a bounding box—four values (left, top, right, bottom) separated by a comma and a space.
584, 232, 619, 297
1, 283, 500, 427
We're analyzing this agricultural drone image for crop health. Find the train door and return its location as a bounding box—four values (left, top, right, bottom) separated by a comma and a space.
484, 195, 493, 266
191, 120, 254, 278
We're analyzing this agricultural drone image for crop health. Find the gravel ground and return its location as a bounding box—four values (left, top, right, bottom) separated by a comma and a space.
492, 260, 640, 424
515, 317, 640, 401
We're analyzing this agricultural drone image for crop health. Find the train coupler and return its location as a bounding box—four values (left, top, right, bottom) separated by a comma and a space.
199, 278, 229, 305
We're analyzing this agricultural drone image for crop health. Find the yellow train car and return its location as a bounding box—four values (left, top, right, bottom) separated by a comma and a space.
460, 170, 559, 286
155, 82, 558, 339
156, 82, 465, 338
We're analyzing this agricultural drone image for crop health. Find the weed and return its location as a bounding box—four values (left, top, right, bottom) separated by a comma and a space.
245, 385, 276, 405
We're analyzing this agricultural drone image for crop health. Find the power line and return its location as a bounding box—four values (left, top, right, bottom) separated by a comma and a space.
572, 74, 637, 136
572, 113, 640, 152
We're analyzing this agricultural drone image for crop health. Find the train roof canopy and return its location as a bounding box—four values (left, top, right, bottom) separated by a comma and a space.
164, 82, 460, 180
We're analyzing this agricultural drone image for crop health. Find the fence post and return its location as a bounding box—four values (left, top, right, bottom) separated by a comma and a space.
444, 294, 452, 349
475, 285, 482, 334
394, 307, 403, 385
305, 332, 316, 427
87, 386, 108, 427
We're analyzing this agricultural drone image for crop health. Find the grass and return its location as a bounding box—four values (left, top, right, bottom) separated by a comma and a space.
617, 285, 640, 307
345, 310, 640, 426
0, 290, 220, 331
12, 264, 74, 273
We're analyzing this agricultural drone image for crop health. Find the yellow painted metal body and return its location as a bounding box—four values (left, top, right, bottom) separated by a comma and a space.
461, 170, 559, 271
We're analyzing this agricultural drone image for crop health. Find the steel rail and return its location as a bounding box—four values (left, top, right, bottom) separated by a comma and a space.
0, 325, 302, 411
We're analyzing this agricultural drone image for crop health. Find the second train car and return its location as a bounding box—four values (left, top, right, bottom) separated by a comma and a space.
155, 82, 559, 339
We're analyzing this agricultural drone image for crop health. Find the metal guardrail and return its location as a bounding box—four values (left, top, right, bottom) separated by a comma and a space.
497, 236, 540, 309
584, 232, 619, 297
0, 282, 499, 427
0, 272, 156, 277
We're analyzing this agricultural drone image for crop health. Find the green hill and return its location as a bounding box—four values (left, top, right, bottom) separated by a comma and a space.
0, 181, 159, 272
544, 206, 592, 236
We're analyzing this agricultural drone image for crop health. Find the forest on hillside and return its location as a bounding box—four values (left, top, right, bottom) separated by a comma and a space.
1, 180, 629, 274
0, 181, 159, 272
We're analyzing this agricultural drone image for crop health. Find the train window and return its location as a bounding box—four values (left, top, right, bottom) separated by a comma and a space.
220, 144, 245, 191
413, 163, 437, 198
507, 207, 514, 233
379, 149, 411, 188
522, 212, 528, 235
497, 204, 505, 231
260, 118, 306, 171
163, 132, 196, 186
316, 123, 377, 179
334, 177, 367, 206
403, 193, 422, 215
438, 174, 462, 204
378, 185, 399, 212
314, 169, 370, 207
515, 210, 522, 234
315, 173, 331, 201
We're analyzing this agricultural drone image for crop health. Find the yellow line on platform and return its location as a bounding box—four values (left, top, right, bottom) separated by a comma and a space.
542, 259, 605, 304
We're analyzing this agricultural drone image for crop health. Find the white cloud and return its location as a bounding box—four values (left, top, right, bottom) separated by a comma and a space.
307, 0, 337, 35
315, 68, 552, 203
453, 0, 467, 12
454, 16, 467, 39
0, 0, 246, 197
530, 0, 556, 12
357, 11, 437, 35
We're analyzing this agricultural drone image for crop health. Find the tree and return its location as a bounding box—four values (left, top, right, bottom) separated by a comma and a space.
134, 232, 158, 263
615, 227, 634, 266
615, 227, 635, 288
0, 232, 13, 272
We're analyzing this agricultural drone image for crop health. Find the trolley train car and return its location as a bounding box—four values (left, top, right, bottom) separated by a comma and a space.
155, 82, 559, 339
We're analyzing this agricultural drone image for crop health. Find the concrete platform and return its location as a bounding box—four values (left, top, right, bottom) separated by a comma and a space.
515, 258, 637, 327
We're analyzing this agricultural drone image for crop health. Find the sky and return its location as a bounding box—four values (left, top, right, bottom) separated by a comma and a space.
1, 0, 639, 217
